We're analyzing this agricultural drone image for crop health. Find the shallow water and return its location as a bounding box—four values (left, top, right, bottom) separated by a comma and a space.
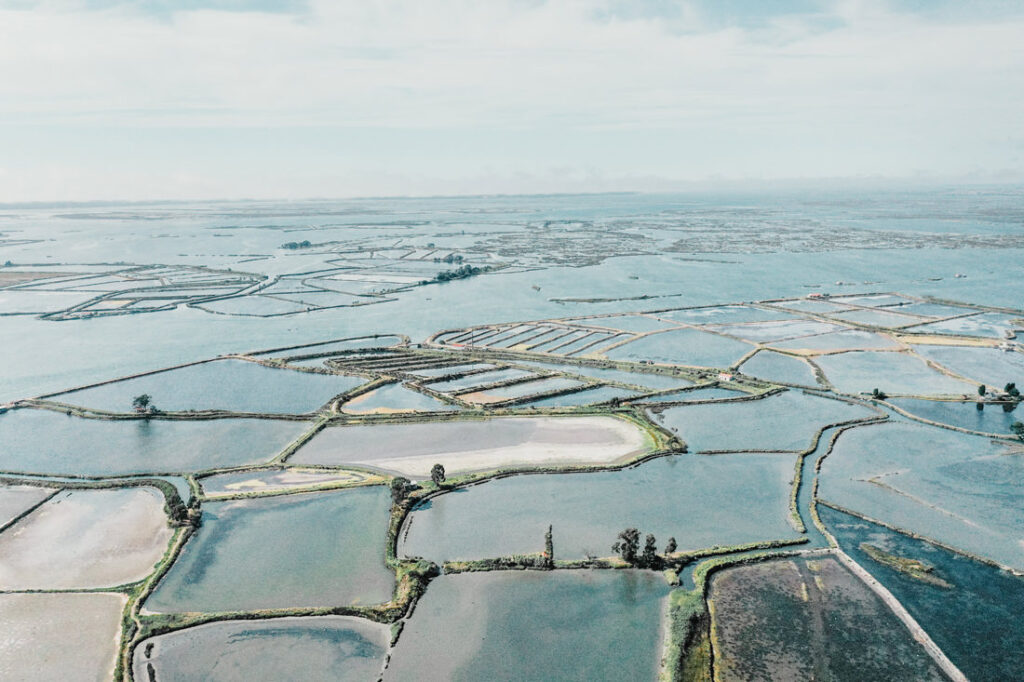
653, 391, 872, 451
821, 506, 1024, 682
605, 327, 755, 368
738, 350, 820, 386
341, 382, 460, 413
889, 397, 1021, 435
384, 570, 669, 682
913, 345, 1024, 388
400, 453, 799, 563
144, 487, 394, 612
818, 421, 1024, 569
52, 359, 366, 414
0, 408, 309, 475
134, 616, 389, 682
815, 350, 974, 395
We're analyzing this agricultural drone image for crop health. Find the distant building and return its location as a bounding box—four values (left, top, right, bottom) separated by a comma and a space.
717, 372, 734, 382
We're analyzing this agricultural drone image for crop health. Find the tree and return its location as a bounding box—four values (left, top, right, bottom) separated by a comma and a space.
978, 385, 987, 396
390, 477, 412, 503
612, 528, 640, 565
544, 525, 554, 568
641, 534, 659, 568
871, 388, 887, 400
664, 537, 677, 556
1012, 421, 1024, 441
430, 463, 446, 486
1005, 382, 1016, 394
131, 394, 153, 412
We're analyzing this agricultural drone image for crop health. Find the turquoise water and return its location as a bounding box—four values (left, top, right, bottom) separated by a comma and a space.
513, 360, 694, 390
51, 359, 365, 414
401, 453, 799, 563
738, 350, 820, 386
425, 368, 534, 391
889, 397, 1021, 435
641, 387, 745, 403
605, 328, 755, 368
144, 487, 394, 612
384, 570, 669, 682
467, 375, 585, 399
910, 313, 1021, 338
133, 616, 389, 682
521, 385, 639, 407
654, 390, 872, 451
831, 307, 924, 328
822, 506, 1024, 682
583, 314, 681, 333
654, 305, 797, 324
769, 329, 900, 352
818, 421, 1024, 569
0, 408, 308, 475
815, 350, 974, 395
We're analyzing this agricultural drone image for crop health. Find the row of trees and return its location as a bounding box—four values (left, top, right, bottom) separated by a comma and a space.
391, 463, 448, 503
612, 528, 677, 569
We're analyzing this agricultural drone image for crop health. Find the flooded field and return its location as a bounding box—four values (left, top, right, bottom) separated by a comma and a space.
654, 391, 872, 452
134, 616, 389, 682
291, 416, 651, 477
0, 408, 309, 475
604, 328, 754, 368
815, 350, 974, 395
738, 350, 820, 386
913, 345, 1024, 388
709, 556, 944, 681
889, 397, 1021, 435
401, 453, 798, 563
0, 592, 126, 681
822, 507, 1024, 681
384, 570, 668, 681
50, 359, 366, 414
340, 382, 459, 414
144, 487, 394, 612
819, 421, 1024, 570
0, 487, 173, 589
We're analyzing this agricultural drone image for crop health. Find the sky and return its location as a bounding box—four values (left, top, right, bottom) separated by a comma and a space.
0, 0, 1022, 201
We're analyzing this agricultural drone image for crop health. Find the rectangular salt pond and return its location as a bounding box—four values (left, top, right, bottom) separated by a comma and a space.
822, 506, 1024, 681
399, 453, 800, 564
252, 335, 403, 357
144, 487, 394, 613
0, 408, 310, 475
425, 367, 535, 392
814, 350, 975, 395
830, 307, 927, 328
909, 313, 1021, 339
521, 385, 640, 407
134, 616, 390, 682
707, 320, 844, 343
641, 387, 746, 403
889, 398, 1022, 436
605, 328, 755, 368
405, 362, 497, 378
51, 359, 366, 414
818, 421, 1024, 570
768, 329, 900, 352
0, 592, 126, 681
709, 557, 944, 681
461, 375, 585, 402
291, 416, 651, 478
513, 361, 694, 391
653, 390, 872, 452
384, 570, 669, 682
0, 487, 174, 589
582, 314, 683, 333
340, 382, 460, 414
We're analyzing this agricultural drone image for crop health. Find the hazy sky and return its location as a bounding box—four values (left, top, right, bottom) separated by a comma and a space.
1, 0, 1022, 200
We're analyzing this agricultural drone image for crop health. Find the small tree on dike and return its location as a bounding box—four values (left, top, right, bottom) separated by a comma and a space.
664, 537, 677, 556
544, 525, 554, 568
132, 394, 152, 412
641, 534, 659, 568
390, 477, 412, 503
612, 528, 640, 565
1012, 421, 1024, 442
430, 463, 446, 486
978, 385, 986, 397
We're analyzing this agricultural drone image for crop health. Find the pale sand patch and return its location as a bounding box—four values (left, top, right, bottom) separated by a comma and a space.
897, 335, 1000, 347
0, 484, 57, 528
201, 467, 373, 498
0, 592, 126, 682
0, 488, 173, 589
347, 416, 652, 478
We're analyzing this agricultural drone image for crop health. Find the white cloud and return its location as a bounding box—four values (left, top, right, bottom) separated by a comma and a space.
0, 0, 1021, 199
